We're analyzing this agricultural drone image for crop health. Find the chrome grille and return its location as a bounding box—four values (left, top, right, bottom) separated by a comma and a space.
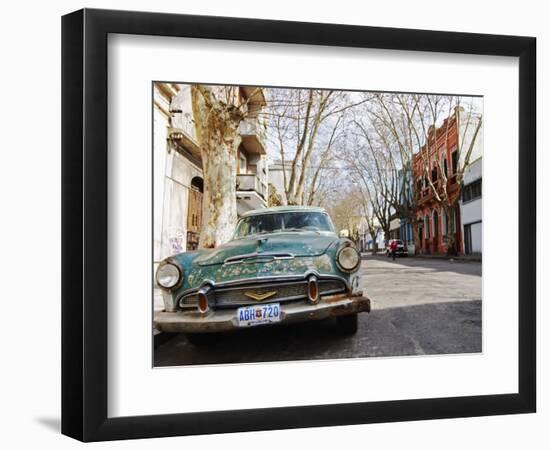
177, 278, 347, 310
319, 280, 346, 295
215, 278, 346, 308
215, 281, 308, 307
178, 294, 198, 309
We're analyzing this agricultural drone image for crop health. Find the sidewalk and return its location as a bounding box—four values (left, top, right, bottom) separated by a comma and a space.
361, 252, 481, 262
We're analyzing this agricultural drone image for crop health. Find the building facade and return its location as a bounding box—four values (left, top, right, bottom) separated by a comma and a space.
412, 108, 482, 255
399, 219, 414, 253
459, 157, 482, 255
357, 217, 385, 252
389, 217, 401, 240
153, 83, 268, 261
364, 229, 385, 252
268, 159, 293, 204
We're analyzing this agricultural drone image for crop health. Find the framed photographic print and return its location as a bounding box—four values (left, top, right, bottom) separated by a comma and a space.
61, 8, 536, 442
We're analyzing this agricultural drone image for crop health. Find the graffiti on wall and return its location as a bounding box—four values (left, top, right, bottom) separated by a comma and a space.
168, 228, 185, 255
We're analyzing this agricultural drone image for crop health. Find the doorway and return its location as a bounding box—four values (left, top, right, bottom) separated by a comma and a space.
186, 177, 203, 251
464, 224, 472, 255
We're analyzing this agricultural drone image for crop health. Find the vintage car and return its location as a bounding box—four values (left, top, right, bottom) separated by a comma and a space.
154, 206, 370, 344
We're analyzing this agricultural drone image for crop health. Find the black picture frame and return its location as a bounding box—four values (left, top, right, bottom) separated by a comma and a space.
62, 8, 536, 442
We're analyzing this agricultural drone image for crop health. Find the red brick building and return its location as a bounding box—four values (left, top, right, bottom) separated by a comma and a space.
412, 112, 463, 255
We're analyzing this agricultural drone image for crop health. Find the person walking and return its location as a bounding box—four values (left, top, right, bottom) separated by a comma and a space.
390, 239, 398, 261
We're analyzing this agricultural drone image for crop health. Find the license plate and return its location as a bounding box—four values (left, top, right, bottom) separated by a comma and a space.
237, 303, 281, 327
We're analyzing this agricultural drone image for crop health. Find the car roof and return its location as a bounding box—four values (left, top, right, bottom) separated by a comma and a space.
240, 205, 328, 218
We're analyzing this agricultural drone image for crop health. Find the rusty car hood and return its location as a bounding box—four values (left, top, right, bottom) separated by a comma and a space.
192, 232, 338, 266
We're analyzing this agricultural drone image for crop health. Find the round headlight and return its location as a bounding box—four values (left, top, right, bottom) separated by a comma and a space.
336, 246, 361, 272
156, 262, 182, 289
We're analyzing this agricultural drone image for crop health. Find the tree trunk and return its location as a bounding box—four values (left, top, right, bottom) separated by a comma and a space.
411, 218, 421, 255
369, 227, 378, 253
446, 232, 458, 256
445, 205, 459, 256
383, 227, 390, 246
191, 86, 242, 248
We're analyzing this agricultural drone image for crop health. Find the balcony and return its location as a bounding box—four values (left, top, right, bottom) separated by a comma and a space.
239, 119, 266, 155
167, 112, 201, 162
241, 87, 266, 107
236, 174, 267, 215
236, 174, 266, 198
419, 180, 440, 204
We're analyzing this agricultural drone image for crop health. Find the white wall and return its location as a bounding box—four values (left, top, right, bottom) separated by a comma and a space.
171, 85, 196, 138
0, 1, 546, 450
268, 161, 289, 202
390, 218, 401, 232
154, 90, 201, 311
463, 157, 483, 185
153, 88, 203, 260
469, 221, 483, 253
461, 198, 482, 226
364, 230, 386, 250
153, 93, 170, 260
162, 147, 202, 257
460, 158, 482, 254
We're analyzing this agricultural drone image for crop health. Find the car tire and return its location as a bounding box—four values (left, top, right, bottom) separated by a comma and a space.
185, 332, 219, 346
335, 314, 358, 335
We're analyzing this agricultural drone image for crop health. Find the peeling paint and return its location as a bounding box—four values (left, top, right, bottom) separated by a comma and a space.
167, 215, 361, 299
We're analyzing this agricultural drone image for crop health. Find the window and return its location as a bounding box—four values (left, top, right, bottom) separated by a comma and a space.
424, 215, 430, 239
431, 165, 438, 182
451, 151, 458, 174
463, 179, 482, 202
233, 211, 334, 238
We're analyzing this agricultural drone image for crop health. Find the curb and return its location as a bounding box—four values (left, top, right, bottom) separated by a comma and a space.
414, 254, 482, 262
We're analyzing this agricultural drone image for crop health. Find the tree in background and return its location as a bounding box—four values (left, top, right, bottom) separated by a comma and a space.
325, 186, 363, 243
348, 93, 421, 251
344, 104, 394, 245
189, 84, 481, 255
268, 89, 367, 205
347, 93, 482, 255
267, 183, 283, 207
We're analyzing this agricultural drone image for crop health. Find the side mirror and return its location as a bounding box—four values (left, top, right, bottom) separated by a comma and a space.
339, 229, 349, 238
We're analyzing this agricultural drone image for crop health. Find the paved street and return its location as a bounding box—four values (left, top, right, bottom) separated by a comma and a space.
154, 256, 481, 366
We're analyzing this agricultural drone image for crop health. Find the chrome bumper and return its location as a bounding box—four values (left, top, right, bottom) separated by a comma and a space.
154, 293, 370, 334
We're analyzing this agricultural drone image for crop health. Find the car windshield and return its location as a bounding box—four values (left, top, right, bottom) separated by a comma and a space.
233, 212, 334, 238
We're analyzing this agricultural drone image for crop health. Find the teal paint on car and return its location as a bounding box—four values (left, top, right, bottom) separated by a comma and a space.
155, 206, 370, 337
